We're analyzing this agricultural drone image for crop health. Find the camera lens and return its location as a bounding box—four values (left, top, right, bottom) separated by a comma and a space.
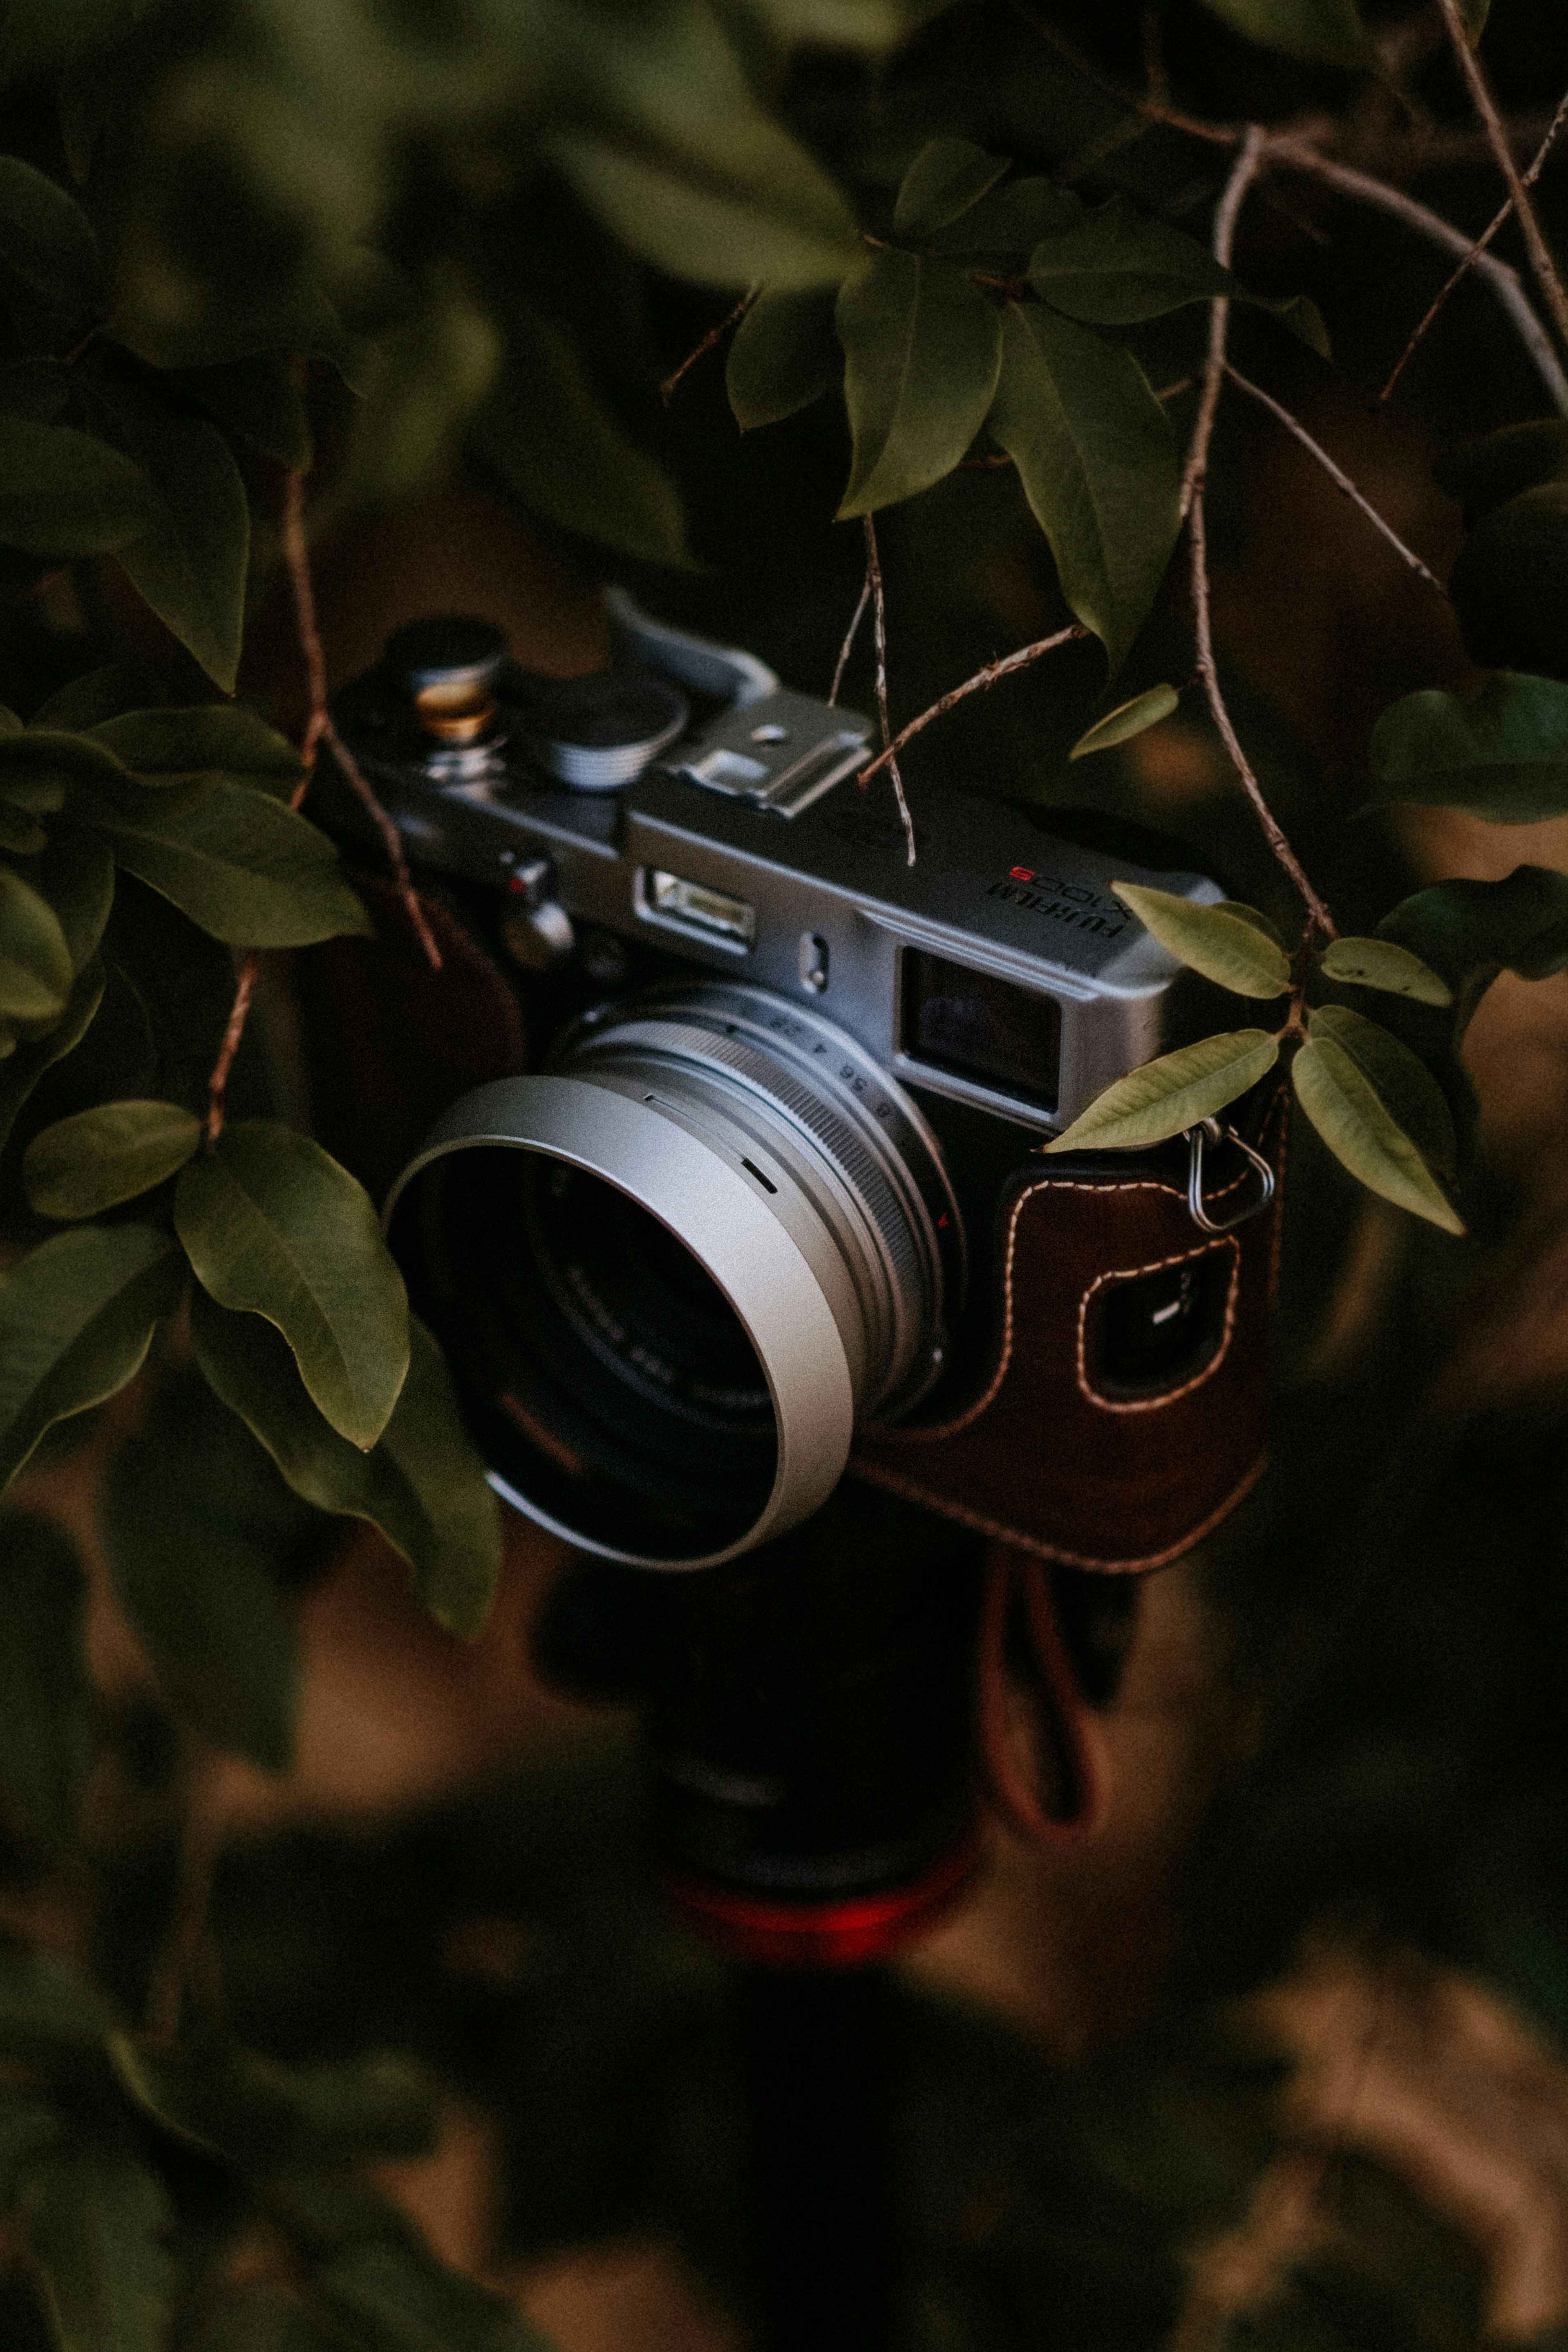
384, 984, 962, 1569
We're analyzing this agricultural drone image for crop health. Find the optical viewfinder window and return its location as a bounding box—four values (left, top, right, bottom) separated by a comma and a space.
900, 950, 1060, 1111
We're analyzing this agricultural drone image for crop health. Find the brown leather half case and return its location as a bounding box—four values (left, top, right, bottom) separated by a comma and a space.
852, 1089, 1288, 1574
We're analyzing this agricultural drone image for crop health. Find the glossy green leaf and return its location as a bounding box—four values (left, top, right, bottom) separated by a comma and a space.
31, 663, 163, 733
175, 355, 313, 471
1378, 865, 1568, 988
111, 2036, 437, 2170
25, 1099, 202, 1220
0, 799, 45, 854
0, 1513, 94, 1851
192, 1295, 501, 1639
988, 300, 1179, 674
91, 781, 370, 947
94, 874, 235, 1109
89, 704, 302, 792
474, 306, 689, 567
1046, 1029, 1280, 1153
342, 281, 500, 508
1070, 684, 1180, 759
835, 249, 1002, 515
1196, 0, 1375, 68
1112, 881, 1291, 996
0, 2101, 63, 2209
550, 134, 857, 293
1028, 199, 1329, 353
892, 138, 1011, 241
28, 828, 115, 973
1293, 1007, 1462, 1231
1318, 935, 1453, 1005
0, 418, 157, 556
0, 964, 105, 1156
0, 157, 100, 313
726, 286, 840, 430
22, 2143, 174, 2352
82, 372, 251, 692
0, 865, 73, 1024
313, 2224, 555, 2352
0, 1943, 115, 2066
0, 1224, 181, 1492
177, 1120, 409, 1449
1366, 673, 1568, 820
102, 1367, 306, 1771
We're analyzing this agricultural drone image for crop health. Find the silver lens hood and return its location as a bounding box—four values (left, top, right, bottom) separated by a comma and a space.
383, 983, 961, 1571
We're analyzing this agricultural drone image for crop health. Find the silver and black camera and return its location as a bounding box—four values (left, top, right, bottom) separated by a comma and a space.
319, 596, 1282, 1578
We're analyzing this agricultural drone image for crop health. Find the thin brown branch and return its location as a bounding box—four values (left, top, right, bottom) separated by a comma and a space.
1005, 0, 1241, 146
1223, 363, 1448, 593
204, 951, 259, 1148
143, 1752, 224, 2049
856, 624, 1089, 785
1270, 141, 1568, 412
662, 289, 756, 406
829, 573, 871, 706
1190, 495, 1335, 938
1379, 81, 1568, 405
318, 710, 444, 969
1181, 125, 1267, 521
861, 516, 916, 868
1435, 0, 1568, 349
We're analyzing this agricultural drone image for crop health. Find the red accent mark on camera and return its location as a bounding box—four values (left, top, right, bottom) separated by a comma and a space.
1009, 865, 1035, 882
507, 875, 526, 894
937, 1213, 949, 1229
662, 1840, 978, 1969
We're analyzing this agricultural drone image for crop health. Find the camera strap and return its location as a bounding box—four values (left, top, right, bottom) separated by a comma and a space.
977, 1545, 1110, 1845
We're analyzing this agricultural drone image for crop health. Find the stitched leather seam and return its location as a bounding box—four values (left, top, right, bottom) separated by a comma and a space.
850, 1450, 1270, 1573
1076, 1237, 1241, 1415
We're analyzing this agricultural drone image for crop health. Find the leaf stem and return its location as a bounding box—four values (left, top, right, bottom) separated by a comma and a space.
1222, 362, 1448, 593
856, 623, 1089, 784
1434, 0, 1568, 350
861, 516, 917, 868
828, 572, 871, 706
1180, 125, 1266, 522
661, 287, 756, 406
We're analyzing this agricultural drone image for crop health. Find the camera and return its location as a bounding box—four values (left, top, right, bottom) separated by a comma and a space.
314, 594, 1284, 1580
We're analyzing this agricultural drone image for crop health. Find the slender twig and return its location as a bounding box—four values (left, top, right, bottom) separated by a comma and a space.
828, 574, 871, 706
1005, 0, 1241, 146
1184, 133, 1336, 939
205, 458, 443, 1146
1435, 0, 1568, 348
1379, 82, 1568, 405
1223, 363, 1448, 593
1270, 141, 1568, 412
857, 624, 1089, 785
143, 1752, 224, 2049
662, 288, 756, 406
1181, 126, 1267, 521
861, 516, 916, 868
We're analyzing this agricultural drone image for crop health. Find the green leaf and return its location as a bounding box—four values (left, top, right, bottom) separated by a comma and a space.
341, 281, 500, 508
110, 2037, 437, 2170
91, 781, 370, 947
1111, 881, 1291, 996
1070, 683, 1180, 758
103, 1368, 306, 1772
1457, 0, 1489, 42
1365, 672, 1568, 820
313, 2224, 555, 2352
1028, 199, 1330, 354
192, 1295, 501, 1640
94, 875, 234, 1110
1293, 1007, 1462, 1231
183, 2289, 340, 2352
835, 249, 1002, 515
89, 705, 302, 793
1196, 0, 1375, 69
176, 1120, 409, 1449
22, 2143, 174, 2352
892, 138, 1011, 241
1378, 865, 1568, 987
549, 135, 857, 293
987, 300, 1179, 674
1433, 419, 1568, 519
1318, 935, 1452, 1005
0, 1225, 181, 1492
0, 157, 100, 313
80, 372, 251, 692
1046, 1029, 1280, 1153
0, 1943, 115, 2067
0, 2099, 63, 2208
474, 306, 690, 568
0, 1513, 94, 1850
31, 663, 163, 732
0, 418, 157, 557
0, 799, 45, 854
928, 177, 1083, 264
174, 356, 313, 471
726, 286, 840, 430
29, 828, 115, 973
0, 865, 74, 1024
25, 1099, 202, 1220
0, 964, 105, 1156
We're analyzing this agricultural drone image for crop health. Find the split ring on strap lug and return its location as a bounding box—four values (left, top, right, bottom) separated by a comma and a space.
1183, 1115, 1277, 1236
